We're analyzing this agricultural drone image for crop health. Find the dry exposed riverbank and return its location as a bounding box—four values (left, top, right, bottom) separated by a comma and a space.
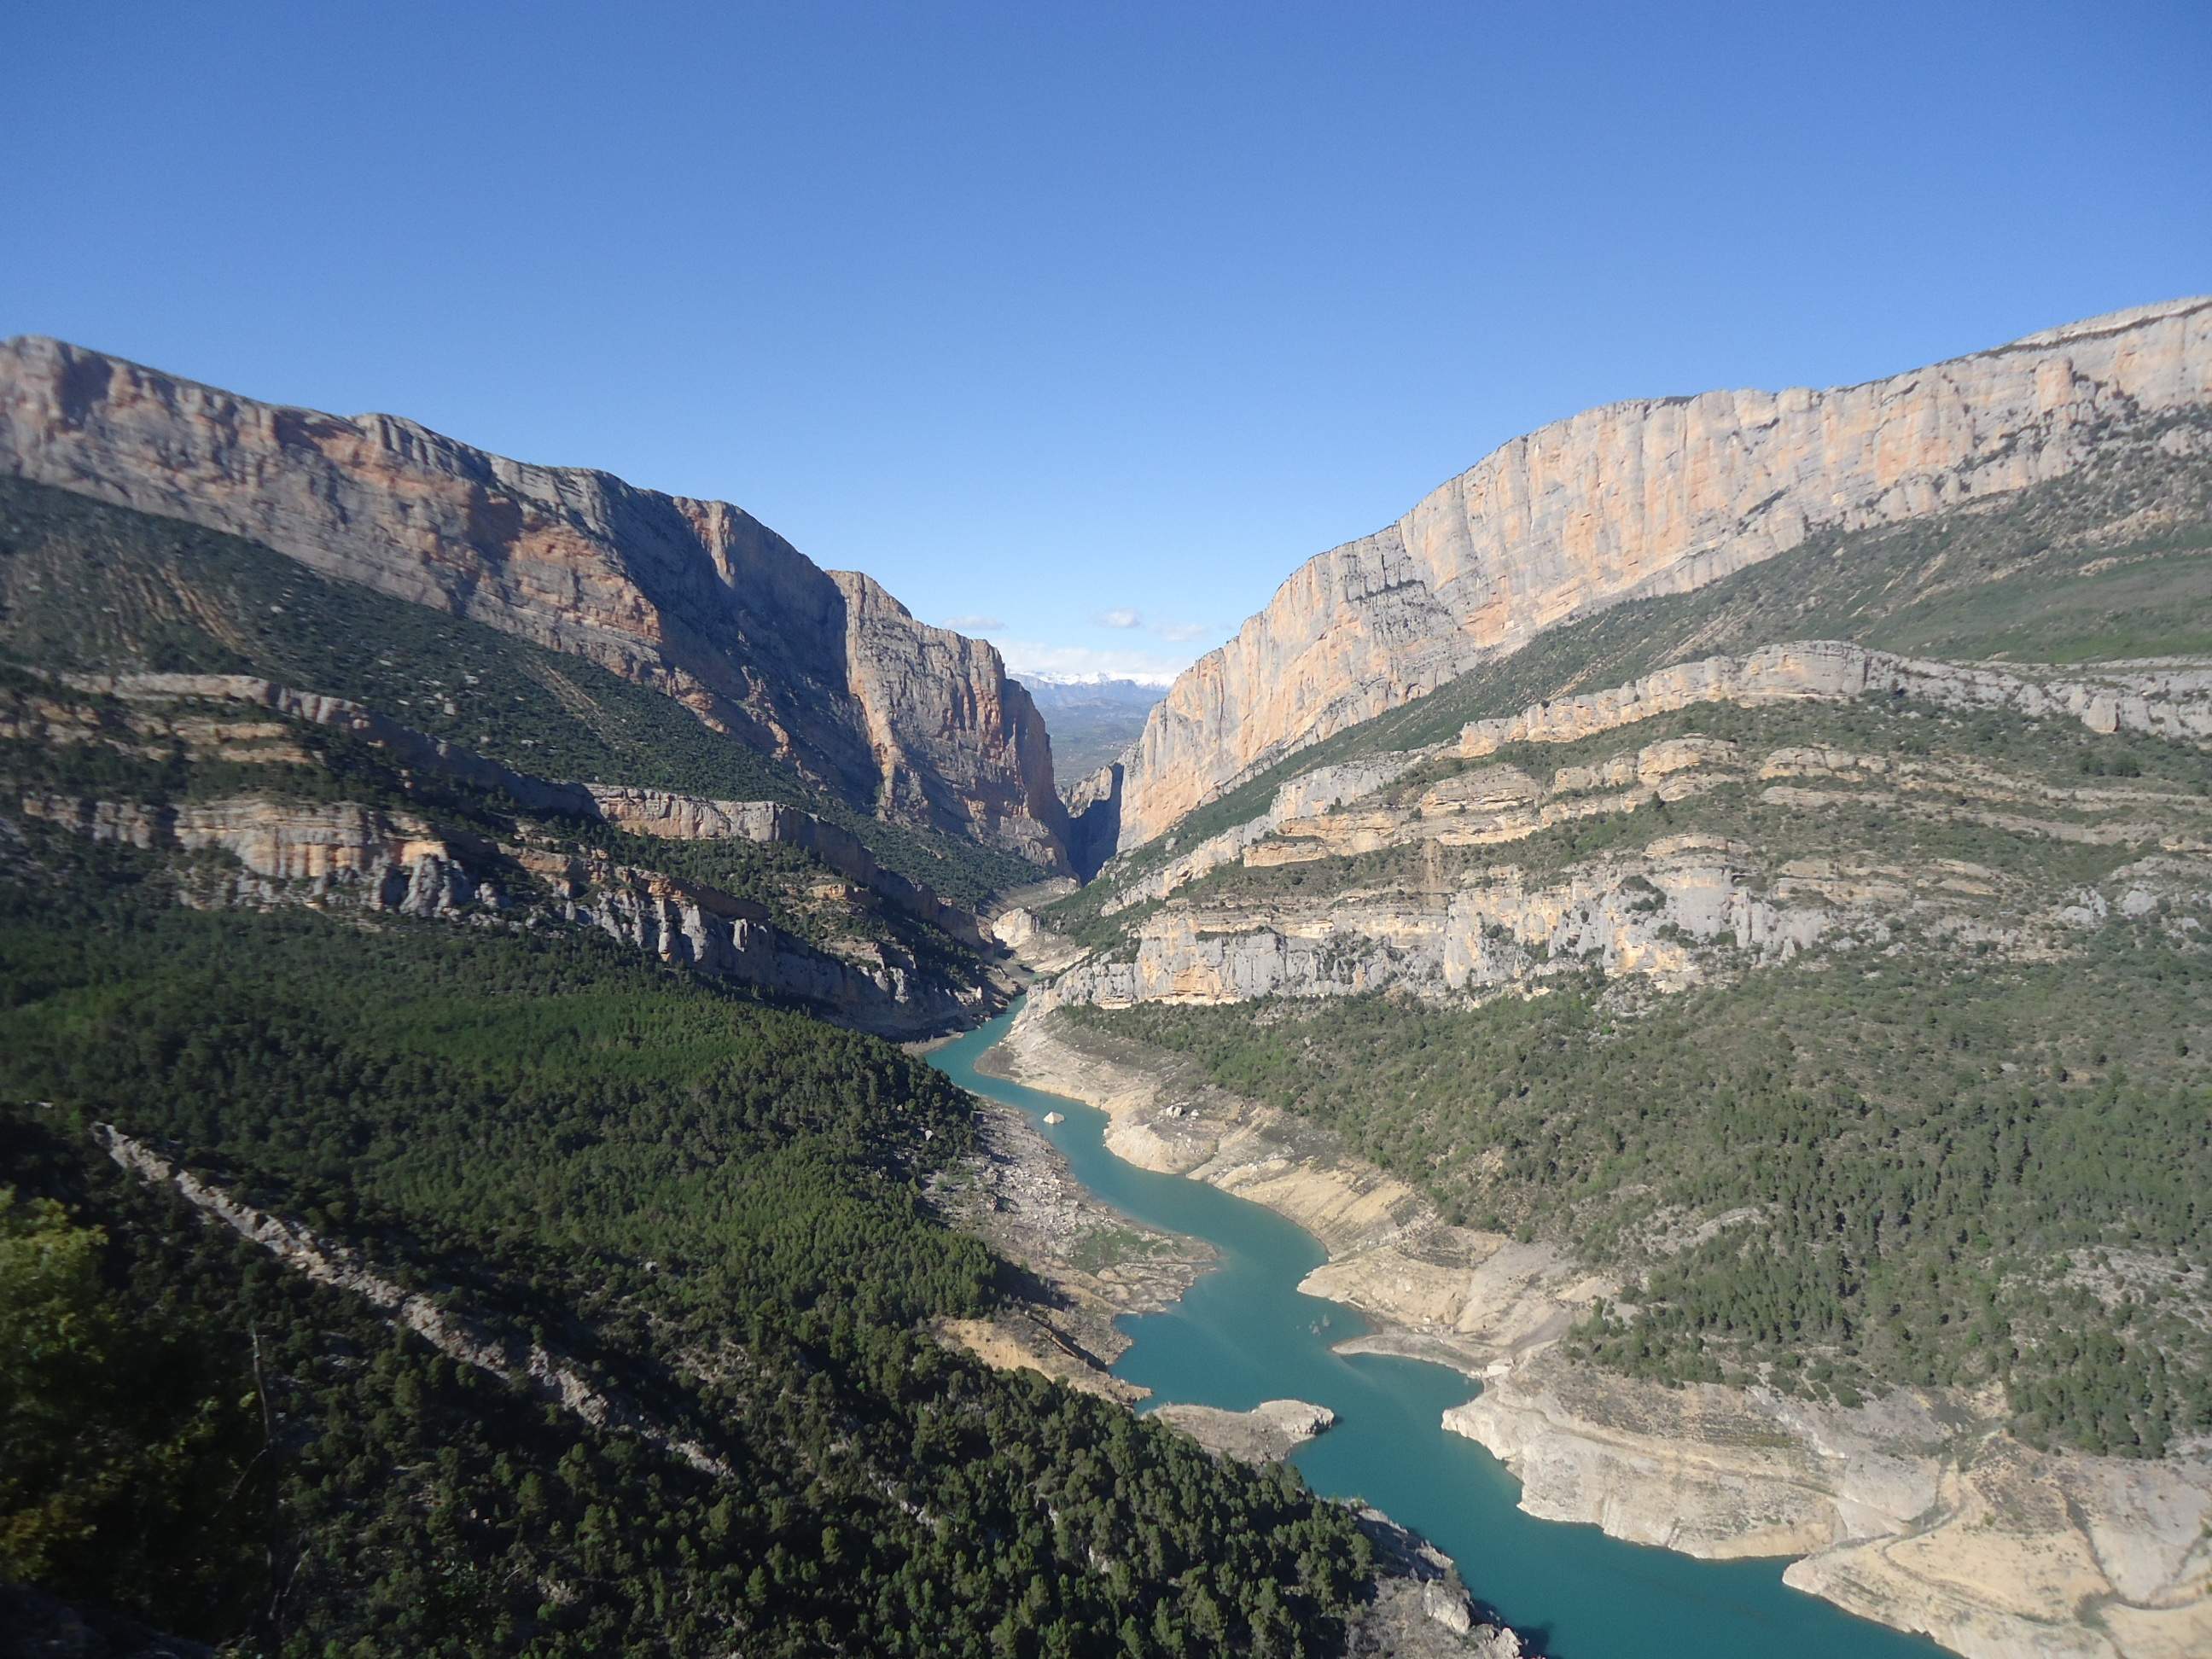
985, 1000, 2212, 1659
932, 1036, 1528, 1656
930, 1097, 1208, 1402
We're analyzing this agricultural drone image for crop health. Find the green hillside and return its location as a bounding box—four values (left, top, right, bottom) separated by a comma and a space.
0, 826, 1373, 1655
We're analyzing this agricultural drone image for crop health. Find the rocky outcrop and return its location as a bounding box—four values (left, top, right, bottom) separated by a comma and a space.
1150, 1398, 1336, 1462
20, 792, 489, 915
582, 785, 987, 947
1453, 641, 2212, 760
18, 789, 996, 1036
1109, 298, 2212, 850
521, 847, 992, 1033
0, 336, 1070, 867
1036, 642, 2212, 1012
1349, 1508, 1525, 1658
1100, 751, 1435, 916
31, 671, 990, 947
1448, 1358, 2212, 1659
1045, 835, 2212, 1013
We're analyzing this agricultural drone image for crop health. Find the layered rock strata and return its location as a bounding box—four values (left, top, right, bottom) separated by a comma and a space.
1452, 641, 2212, 760
0, 335, 1070, 866
24, 670, 988, 946
1111, 298, 2212, 850
18, 790, 994, 1036
1037, 642, 2212, 1013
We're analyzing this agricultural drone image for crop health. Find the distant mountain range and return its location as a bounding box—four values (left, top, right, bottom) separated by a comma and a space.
1012, 672, 1166, 783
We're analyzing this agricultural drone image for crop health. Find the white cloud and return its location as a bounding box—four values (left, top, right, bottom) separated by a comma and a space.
1152, 620, 1211, 643
998, 639, 1193, 687
1096, 607, 1143, 629
939, 613, 1004, 632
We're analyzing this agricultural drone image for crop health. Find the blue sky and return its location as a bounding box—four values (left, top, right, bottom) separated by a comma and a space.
6, 2, 2207, 683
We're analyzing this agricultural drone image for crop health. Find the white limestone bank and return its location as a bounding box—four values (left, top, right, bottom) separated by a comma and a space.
983, 1002, 2212, 1659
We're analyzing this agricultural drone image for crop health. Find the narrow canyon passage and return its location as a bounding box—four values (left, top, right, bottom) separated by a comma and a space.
929, 1006, 1950, 1659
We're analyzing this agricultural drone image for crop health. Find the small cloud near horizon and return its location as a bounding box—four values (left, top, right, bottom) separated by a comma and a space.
998, 639, 1194, 686
1096, 607, 1142, 629
940, 613, 1004, 632
1153, 620, 1210, 643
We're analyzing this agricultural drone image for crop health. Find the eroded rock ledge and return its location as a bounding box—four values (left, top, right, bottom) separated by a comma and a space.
1151, 1398, 1336, 1462
1039, 641, 2212, 1015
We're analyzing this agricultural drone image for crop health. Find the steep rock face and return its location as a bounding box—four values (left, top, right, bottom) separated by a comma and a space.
1112, 298, 2212, 849
1086, 640, 2212, 922
1453, 641, 2212, 759
0, 336, 1069, 868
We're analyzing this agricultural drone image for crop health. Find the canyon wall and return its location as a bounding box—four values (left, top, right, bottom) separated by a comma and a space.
0, 335, 1069, 868
1035, 642, 2212, 1014
1111, 297, 2212, 849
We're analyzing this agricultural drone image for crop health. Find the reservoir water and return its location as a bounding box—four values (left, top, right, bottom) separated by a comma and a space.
928, 1007, 1947, 1658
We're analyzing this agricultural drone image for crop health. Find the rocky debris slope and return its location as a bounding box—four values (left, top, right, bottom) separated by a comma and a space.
97, 1125, 731, 1477
0, 335, 1070, 866
1109, 298, 2212, 850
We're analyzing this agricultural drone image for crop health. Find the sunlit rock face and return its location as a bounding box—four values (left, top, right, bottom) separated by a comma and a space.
1112, 298, 2212, 850
0, 335, 1071, 869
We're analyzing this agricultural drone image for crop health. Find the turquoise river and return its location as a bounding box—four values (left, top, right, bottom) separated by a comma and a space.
928, 1006, 1948, 1658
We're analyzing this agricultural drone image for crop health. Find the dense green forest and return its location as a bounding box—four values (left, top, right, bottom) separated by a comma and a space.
0, 827, 1373, 1655
1076, 928, 2212, 1457
0, 476, 1044, 907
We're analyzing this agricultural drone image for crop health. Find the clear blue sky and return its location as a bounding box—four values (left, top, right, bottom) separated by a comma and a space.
7, 2, 2207, 682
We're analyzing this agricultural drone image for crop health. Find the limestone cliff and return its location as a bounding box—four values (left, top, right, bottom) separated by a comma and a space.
1110, 297, 2212, 850
0, 335, 1070, 868
17, 786, 995, 1037
1039, 642, 2212, 1013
